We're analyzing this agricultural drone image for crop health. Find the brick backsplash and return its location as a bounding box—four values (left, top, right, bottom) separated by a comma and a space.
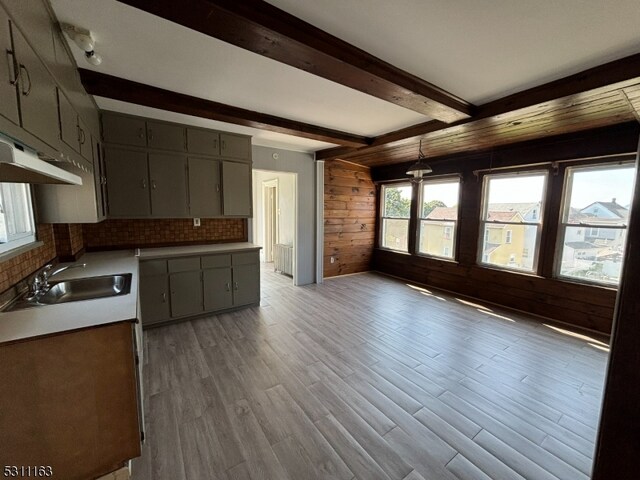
82, 218, 247, 250
0, 224, 56, 294
53, 223, 84, 259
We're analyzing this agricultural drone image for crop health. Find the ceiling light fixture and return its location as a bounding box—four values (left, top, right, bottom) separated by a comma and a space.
406, 138, 432, 182
62, 24, 102, 66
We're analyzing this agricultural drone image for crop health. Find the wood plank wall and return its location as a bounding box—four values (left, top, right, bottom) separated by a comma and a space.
371, 123, 640, 334
323, 160, 376, 277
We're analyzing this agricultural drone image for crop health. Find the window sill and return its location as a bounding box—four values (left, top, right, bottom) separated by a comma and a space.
554, 275, 618, 291
414, 252, 459, 264
0, 240, 44, 263
377, 247, 411, 255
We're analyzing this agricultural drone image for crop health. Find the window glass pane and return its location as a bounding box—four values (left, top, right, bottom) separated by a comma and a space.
481, 223, 538, 271
559, 226, 626, 285
421, 181, 459, 219
0, 183, 35, 248
383, 184, 411, 218
564, 165, 634, 226
382, 218, 409, 251
419, 220, 455, 258
484, 174, 545, 224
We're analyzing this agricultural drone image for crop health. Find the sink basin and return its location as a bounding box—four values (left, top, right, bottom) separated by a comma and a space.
3, 274, 132, 311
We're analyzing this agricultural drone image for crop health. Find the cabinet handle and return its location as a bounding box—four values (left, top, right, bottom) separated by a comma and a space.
138, 128, 144, 139
162, 292, 167, 302
225, 282, 230, 292
19, 64, 31, 96
222, 140, 226, 151
101, 175, 107, 185
216, 184, 220, 193
148, 129, 153, 141
141, 179, 147, 189
213, 139, 217, 150
234, 281, 239, 291
6, 50, 18, 85
80, 128, 86, 145
151, 180, 157, 190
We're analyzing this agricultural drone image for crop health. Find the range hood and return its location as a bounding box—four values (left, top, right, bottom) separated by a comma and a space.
0, 135, 82, 185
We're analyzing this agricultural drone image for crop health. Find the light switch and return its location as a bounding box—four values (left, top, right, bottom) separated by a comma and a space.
193, 218, 201, 227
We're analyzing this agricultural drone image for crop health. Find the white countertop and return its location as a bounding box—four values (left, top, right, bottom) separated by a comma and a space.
0, 250, 139, 345
137, 242, 261, 259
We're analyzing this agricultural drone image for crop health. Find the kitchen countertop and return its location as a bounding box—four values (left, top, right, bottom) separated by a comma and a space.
0, 250, 139, 345
137, 242, 261, 259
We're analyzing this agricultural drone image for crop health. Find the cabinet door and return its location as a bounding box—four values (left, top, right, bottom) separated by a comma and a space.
222, 161, 252, 216
57, 88, 79, 152
140, 275, 170, 325
149, 153, 188, 217
78, 116, 91, 161
92, 135, 107, 221
232, 264, 260, 306
188, 157, 221, 217
12, 25, 60, 149
0, 8, 19, 125
102, 113, 147, 147
187, 128, 219, 156
170, 271, 203, 318
220, 133, 251, 160
147, 121, 185, 152
104, 147, 151, 217
203, 268, 233, 312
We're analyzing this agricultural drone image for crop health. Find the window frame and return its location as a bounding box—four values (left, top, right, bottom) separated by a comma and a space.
477, 170, 549, 274
379, 182, 412, 253
0, 182, 37, 256
416, 176, 461, 261
554, 161, 635, 286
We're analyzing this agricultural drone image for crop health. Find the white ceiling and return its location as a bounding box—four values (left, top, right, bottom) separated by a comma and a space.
50, 0, 640, 153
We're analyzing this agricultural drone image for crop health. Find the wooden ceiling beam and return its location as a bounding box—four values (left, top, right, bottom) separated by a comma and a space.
116, 0, 472, 123
78, 69, 370, 148
316, 53, 640, 161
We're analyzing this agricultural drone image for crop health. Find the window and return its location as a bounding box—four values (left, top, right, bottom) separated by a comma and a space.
0, 183, 36, 254
380, 183, 412, 252
557, 162, 635, 286
505, 230, 512, 244
417, 178, 460, 259
479, 172, 547, 272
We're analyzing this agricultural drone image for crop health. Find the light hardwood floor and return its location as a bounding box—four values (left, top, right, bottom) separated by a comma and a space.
132, 267, 609, 480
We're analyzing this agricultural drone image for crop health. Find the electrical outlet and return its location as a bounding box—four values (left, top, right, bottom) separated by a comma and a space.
330, 256, 335, 264
193, 218, 201, 227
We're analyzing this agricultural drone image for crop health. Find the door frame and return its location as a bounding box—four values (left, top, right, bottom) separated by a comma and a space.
262, 178, 279, 262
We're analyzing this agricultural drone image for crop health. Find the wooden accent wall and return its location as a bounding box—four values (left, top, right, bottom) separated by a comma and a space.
324, 160, 376, 277
372, 124, 639, 334
82, 218, 247, 251
0, 224, 56, 294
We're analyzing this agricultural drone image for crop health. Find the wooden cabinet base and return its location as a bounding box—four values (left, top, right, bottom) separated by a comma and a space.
0, 322, 141, 480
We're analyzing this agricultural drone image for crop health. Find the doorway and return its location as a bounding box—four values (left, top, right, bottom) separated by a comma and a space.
263, 179, 278, 262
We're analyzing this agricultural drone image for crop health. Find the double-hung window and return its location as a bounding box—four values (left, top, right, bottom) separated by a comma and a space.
557, 162, 635, 286
479, 172, 547, 272
380, 183, 412, 252
417, 178, 460, 259
0, 182, 36, 255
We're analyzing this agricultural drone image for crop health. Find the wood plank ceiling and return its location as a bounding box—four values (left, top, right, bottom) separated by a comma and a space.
108, 0, 640, 166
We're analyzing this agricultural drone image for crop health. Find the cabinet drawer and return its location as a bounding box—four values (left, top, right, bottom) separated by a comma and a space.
140, 260, 167, 276
232, 251, 259, 266
187, 128, 220, 156
201, 254, 231, 269
168, 256, 201, 273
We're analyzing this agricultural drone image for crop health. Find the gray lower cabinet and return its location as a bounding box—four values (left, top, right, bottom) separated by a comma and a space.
222, 161, 252, 216
203, 268, 233, 311
104, 147, 151, 217
188, 157, 221, 217
12, 23, 60, 149
169, 271, 204, 318
149, 153, 188, 217
232, 264, 260, 306
0, 7, 19, 125
140, 275, 170, 325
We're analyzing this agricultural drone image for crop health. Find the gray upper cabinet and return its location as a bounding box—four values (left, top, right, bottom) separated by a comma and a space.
220, 133, 251, 160
78, 116, 91, 161
188, 157, 221, 217
11, 24, 60, 150
104, 146, 151, 217
149, 153, 188, 218
102, 113, 147, 147
147, 121, 185, 152
187, 128, 219, 156
222, 161, 252, 216
170, 271, 203, 318
92, 135, 107, 221
57, 88, 79, 152
0, 8, 19, 125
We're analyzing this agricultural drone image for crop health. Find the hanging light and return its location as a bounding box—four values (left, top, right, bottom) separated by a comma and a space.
406, 138, 432, 181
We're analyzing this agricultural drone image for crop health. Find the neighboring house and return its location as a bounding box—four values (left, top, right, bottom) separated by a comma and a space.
482, 210, 529, 268
420, 206, 457, 256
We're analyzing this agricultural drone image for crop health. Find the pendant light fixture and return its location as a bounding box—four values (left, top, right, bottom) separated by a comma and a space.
406, 138, 432, 182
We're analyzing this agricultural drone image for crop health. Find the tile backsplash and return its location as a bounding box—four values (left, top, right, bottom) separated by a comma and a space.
82, 218, 247, 250
53, 224, 84, 260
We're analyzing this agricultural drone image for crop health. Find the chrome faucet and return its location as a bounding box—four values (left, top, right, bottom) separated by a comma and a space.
42, 263, 86, 288
26, 263, 86, 299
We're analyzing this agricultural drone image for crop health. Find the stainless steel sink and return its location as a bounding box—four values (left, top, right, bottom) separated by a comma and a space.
3, 274, 132, 311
